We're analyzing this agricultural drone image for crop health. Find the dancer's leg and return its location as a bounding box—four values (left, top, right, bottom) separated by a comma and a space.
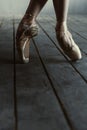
53, 0, 69, 24
53, 0, 82, 60
25, 0, 48, 23
17, 0, 48, 39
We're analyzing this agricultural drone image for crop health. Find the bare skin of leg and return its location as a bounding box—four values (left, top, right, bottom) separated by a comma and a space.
16, 0, 48, 39
53, 0, 69, 29
25, 0, 48, 22
53, 0, 82, 60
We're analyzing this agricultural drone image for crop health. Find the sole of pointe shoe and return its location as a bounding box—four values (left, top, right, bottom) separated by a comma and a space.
17, 38, 30, 64
22, 38, 30, 63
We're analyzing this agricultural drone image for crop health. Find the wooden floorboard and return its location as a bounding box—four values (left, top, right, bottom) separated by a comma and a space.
0, 20, 14, 130
68, 20, 87, 40
68, 15, 87, 24
0, 15, 87, 130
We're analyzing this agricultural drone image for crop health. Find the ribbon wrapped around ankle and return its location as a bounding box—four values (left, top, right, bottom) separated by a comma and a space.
22, 24, 38, 38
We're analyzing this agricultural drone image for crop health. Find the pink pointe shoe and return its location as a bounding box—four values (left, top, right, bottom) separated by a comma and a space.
16, 22, 38, 63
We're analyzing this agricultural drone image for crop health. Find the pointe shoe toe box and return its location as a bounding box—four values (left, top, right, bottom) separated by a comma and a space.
68, 43, 82, 61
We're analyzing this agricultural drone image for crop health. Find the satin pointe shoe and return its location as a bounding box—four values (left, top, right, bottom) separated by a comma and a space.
56, 29, 82, 61
16, 23, 38, 63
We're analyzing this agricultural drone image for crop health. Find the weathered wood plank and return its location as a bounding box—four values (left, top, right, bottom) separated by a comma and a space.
33, 19, 87, 130
0, 20, 14, 130
15, 21, 71, 130
68, 20, 87, 39
68, 15, 87, 24
0, 21, 2, 27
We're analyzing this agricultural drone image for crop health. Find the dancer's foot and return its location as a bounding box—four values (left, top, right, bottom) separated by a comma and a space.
16, 14, 38, 63
56, 22, 82, 61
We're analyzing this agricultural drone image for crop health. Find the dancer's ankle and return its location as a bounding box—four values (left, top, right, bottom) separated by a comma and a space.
22, 13, 36, 25
56, 21, 67, 33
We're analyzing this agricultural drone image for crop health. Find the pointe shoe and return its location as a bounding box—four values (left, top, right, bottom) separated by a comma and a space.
16, 23, 38, 63
56, 29, 82, 61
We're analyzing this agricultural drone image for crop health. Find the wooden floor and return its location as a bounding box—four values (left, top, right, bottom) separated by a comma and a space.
0, 15, 87, 130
